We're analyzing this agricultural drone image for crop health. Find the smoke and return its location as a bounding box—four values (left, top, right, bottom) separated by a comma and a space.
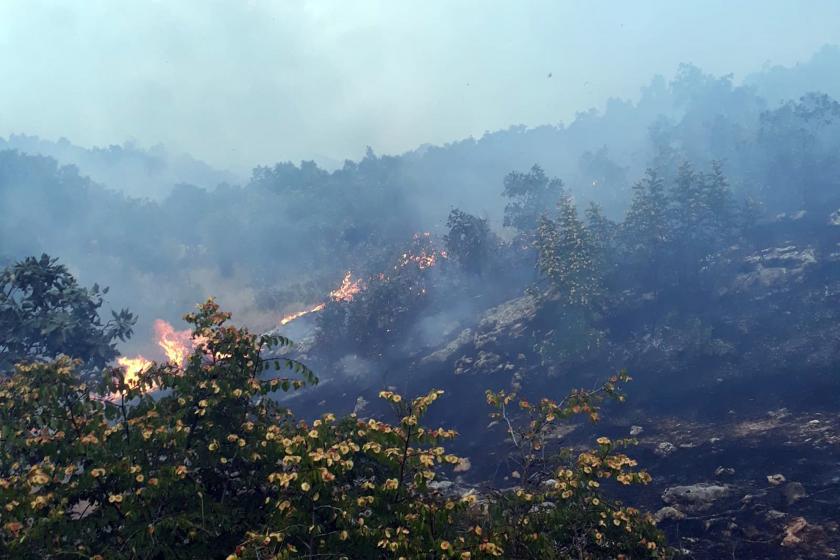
3, 45, 840, 359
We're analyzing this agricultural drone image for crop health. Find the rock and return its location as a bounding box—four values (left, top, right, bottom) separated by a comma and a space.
781, 517, 808, 547
352, 396, 368, 415
767, 473, 786, 486
529, 501, 556, 513
69, 499, 97, 520
423, 294, 538, 374
765, 509, 787, 522
715, 466, 736, 478
473, 295, 538, 349
420, 328, 473, 365
453, 457, 471, 473
655, 441, 677, 457
829, 209, 840, 226
629, 425, 644, 436
654, 506, 687, 522
734, 245, 817, 292
427, 480, 453, 492
783, 482, 807, 505
662, 483, 732, 513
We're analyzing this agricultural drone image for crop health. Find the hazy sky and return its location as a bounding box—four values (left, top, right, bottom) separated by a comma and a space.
2, 0, 840, 171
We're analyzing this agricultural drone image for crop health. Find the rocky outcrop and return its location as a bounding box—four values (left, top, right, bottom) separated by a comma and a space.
733, 244, 817, 293
420, 294, 537, 375
662, 483, 733, 513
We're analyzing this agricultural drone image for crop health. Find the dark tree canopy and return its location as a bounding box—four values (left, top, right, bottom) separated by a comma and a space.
502, 164, 564, 234
0, 254, 135, 373
444, 208, 496, 275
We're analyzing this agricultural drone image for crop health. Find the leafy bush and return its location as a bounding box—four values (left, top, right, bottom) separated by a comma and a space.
444, 209, 498, 276
0, 254, 135, 374
1, 301, 666, 559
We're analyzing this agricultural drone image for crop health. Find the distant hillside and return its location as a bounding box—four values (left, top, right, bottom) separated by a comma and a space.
2, 48, 840, 356
0, 134, 241, 199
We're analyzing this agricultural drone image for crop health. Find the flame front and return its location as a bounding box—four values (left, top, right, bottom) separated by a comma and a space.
329, 271, 364, 302
279, 302, 326, 325
278, 271, 364, 326
397, 249, 447, 270
113, 320, 205, 396
154, 319, 206, 366
116, 355, 152, 388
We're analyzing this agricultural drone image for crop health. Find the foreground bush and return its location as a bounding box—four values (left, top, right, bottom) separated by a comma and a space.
0, 300, 666, 559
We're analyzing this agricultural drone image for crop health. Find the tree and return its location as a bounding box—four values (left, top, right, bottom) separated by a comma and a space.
444, 209, 496, 275
502, 165, 564, 235
622, 169, 670, 290
757, 93, 840, 211
535, 193, 600, 307
585, 202, 617, 276
0, 254, 135, 374
701, 161, 734, 237
0, 301, 668, 559
315, 234, 444, 358
668, 162, 734, 285
668, 162, 702, 243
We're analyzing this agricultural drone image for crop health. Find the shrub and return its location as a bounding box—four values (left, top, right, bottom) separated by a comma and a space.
0, 301, 667, 559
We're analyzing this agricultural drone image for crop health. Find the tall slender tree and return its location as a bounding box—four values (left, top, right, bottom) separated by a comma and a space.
623, 169, 670, 291
535, 192, 600, 306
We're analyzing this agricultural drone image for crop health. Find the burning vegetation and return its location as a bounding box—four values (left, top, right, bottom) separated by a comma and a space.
277, 234, 447, 329
116, 319, 206, 387
277, 271, 363, 326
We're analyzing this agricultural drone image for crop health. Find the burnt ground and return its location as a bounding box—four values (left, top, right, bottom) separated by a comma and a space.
609, 409, 840, 559
277, 215, 840, 559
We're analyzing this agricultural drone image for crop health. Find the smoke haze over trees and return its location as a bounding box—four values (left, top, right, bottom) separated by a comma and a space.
3, 47, 840, 353
4, 11, 840, 555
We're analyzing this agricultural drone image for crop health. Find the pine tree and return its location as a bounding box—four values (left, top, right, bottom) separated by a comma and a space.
701, 160, 734, 238
585, 202, 617, 273
623, 169, 670, 290
668, 161, 734, 283
624, 169, 669, 253
536, 193, 599, 306
669, 162, 703, 239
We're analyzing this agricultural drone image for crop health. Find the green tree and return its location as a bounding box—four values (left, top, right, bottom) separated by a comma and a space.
622, 169, 670, 290
535, 193, 600, 307
0, 254, 135, 374
585, 202, 617, 277
668, 162, 734, 284
701, 161, 734, 238
444, 209, 496, 275
502, 165, 564, 235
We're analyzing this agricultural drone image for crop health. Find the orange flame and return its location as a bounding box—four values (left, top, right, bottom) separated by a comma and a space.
116, 355, 152, 388
396, 249, 448, 270
113, 320, 211, 397
154, 320, 193, 366
279, 302, 326, 325
329, 271, 364, 302
278, 271, 364, 326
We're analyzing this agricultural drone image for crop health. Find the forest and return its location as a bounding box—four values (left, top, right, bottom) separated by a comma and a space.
3, 38, 840, 559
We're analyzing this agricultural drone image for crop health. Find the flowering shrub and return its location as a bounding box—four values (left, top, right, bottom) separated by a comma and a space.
0, 300, 667, 559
